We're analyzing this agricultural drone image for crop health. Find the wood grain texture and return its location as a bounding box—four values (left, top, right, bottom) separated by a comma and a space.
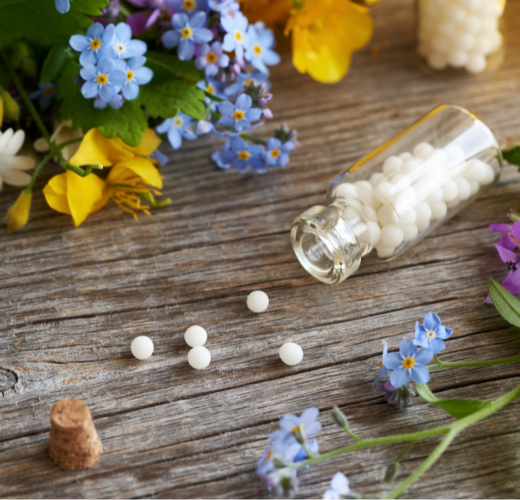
2, 0, 520, 498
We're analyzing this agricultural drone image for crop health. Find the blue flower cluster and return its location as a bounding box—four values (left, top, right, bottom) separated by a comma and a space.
69, 23, 153, 109
154, 0, 296, 173
257, 408, 321, 497
374, 312, 453, 397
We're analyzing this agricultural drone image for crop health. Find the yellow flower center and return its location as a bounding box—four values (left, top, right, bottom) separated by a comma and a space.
379, 361, 383, 369
266, 449, 273, 460
253, 44, 263, 55
425, 330, 436, 340
181, 27, 193, 39
174, 117, 184, 128
244, 78, 253, 85
233, 110, 245, 121
206, 52, 217, 63
237, 150, 250, 161
96, 74, 108, 85
126, 70, 134, 82
402, 357, 415, 370
183, 0, 195, 10
90, 38, 101, 50
270, 148, 281, 158
235, 30, 242, 42
43, 86, 55, 95
206, 84, 215, 94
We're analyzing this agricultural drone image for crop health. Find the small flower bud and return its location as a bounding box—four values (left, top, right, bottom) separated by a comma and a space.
262, 108, 273, 119
7, 190, 32, 234
272, 454, 288, 469
384, 461, 400, 483
1, 89, 20, 121
331, 406, 349, 429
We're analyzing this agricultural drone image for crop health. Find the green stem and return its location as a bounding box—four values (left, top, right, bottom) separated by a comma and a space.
429, 354, 520, 371
385, 431, 457, 499
290, 425, 451, 470
204, 90, 223, 102
26, 150, 54, 191
55, 136, 83, 149
240, 133, 267, 146
394, 440, 415, 463
1, 50, 51, 142
341, 425, 363, 443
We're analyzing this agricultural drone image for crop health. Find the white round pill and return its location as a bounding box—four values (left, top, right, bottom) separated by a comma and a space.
428, 52, 448, 70
413, 142, 434, 160
448, 49, 469, 68
414, 201, 432, 222
469, 179, 479, 195
383, 156, 403, 176
375, 242, 395, 258
131, 336, 154, 360
481, 163, 495, 185
465, 159, 487, 182
369, 172, 388, 187
374, 182, 394, 205
425, 187, 443, 204
247, 290, 269, 313
184, 325, 208, 347
188, 346, 211, 369
442, 180, 458, 201
361, 204, 378, 222
454, 177, 471, 200
473, 35, 493, 56
335, 182, 358, 200
363, 221, 381, 246
279, 342, 303, 366
377, 205, 396, 226
399, 152, 413, 163
381, 224, 404, 248
466, 53, 487, 74
430, 201, 448, 220
416, 219, 431, 232
397, 208, 417, 228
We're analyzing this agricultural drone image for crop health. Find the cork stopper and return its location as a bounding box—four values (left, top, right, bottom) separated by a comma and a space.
49, 399, 102, 470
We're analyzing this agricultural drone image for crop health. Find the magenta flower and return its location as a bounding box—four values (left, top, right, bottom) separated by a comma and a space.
488, 221, 520, 299
126, 0, 170, 35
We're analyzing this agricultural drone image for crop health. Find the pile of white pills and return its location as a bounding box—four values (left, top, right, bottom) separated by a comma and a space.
418, 0, 504, 74
334, 142, 495, 258
185, 325, 211, 369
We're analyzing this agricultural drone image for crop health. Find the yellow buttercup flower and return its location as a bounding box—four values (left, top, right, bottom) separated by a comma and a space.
43, 128, 168, 226
285, 0, 373, 83
7, 190, 32, 234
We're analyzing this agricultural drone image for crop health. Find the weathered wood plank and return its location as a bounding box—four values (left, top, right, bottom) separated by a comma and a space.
2, 0, 520, 497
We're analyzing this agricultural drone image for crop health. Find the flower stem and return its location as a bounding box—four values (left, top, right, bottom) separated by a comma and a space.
26, 150, 55, 192
1, 50, 51, 143
55, 136, 83, 149
394, 440, 415, 463
240, 133, 267, 146
429, 354, 520, 371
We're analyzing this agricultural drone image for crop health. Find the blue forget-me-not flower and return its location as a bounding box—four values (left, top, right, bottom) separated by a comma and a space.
372, 340, 390, 387
214, 136, 264, 171
161, 12, 213, 61
70, 23, 116, 66
245, 23, 281, 74
80, 57, 126, 103
221, 11, 249, 62
414, 312, 453, 355
55, 0, 72, 13
114, 56, 154, 100
323, 472, 351, 500
383, 339, 433, 388
112, 23, 147, 59
156, 112, 197, 150
195, 42, 230, 77
218, 93, 262, 132
263, 137, 294, 168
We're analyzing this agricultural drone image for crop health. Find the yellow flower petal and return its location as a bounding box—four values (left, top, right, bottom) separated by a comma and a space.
7, 190, 32, 234
129, 129, 162, 158
108, 157, 163, 190
43, 170, 107, 227
286, 0, 373, 84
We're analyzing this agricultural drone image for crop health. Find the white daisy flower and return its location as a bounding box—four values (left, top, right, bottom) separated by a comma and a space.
0, 128, 36, 191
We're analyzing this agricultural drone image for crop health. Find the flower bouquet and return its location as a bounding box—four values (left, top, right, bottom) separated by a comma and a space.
0, 0, 301, 232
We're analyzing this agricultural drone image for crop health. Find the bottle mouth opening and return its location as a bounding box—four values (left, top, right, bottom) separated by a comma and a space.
290, 206, 362, 285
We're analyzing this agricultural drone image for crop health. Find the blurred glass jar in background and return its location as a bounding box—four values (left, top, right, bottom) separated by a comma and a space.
417, 0, 506, 76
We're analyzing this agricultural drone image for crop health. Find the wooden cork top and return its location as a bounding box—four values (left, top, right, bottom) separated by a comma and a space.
51, 399, 90, 429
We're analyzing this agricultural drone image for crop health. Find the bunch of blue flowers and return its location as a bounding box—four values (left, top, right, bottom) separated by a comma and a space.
69, 22, 153, 109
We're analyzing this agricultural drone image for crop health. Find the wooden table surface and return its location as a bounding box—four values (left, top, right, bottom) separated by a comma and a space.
2, 0, 520, 498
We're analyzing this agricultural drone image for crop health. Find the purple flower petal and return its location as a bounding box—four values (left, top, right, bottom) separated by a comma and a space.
495, 244, 518, 264
126, 11, 152, 36
512, 221, 520, 242
490, 223, 512, 232
498, 233, 517, 251
502, 270, 520, 295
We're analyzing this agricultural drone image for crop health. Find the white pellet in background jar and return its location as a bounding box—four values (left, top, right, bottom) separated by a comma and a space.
184, 325, 208, 347
131, 336, 154, 360
279, 342, 303, 366
418, 0, 504, 75
188, 346, 211, 369
247, 290, 269, 313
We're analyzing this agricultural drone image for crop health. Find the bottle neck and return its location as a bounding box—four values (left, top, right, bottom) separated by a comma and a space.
290, 203, 368, 285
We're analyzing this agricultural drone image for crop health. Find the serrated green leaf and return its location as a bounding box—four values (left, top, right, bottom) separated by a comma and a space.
40, 45, 70, 84
139, 78, 205, 120
433, 398, 493, 419
145, 51, 203, 82
415, 383, 438, 403
0, 0, 107, 51
503, 144, 520, 168
56, 60, 148, 147
489, 279, 520, 327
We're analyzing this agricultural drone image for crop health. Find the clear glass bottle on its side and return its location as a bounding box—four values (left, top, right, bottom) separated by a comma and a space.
291, 105, 502, 284
417, 0, 506, 76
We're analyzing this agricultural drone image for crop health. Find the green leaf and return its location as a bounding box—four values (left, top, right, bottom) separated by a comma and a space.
433, 398, 493, 419
415, 383, 438, 403
489, 279, 520, 327
40, 45, 70, 84
138, 78, 205, 120
503, 144, 520, 168
56, 60, 148, 147
0, 0, 107, 51
145, 51, 203, 82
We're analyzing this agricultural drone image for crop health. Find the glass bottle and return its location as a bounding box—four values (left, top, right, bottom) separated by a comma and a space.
417, 0, 506, 76
291, 105, 502, 284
